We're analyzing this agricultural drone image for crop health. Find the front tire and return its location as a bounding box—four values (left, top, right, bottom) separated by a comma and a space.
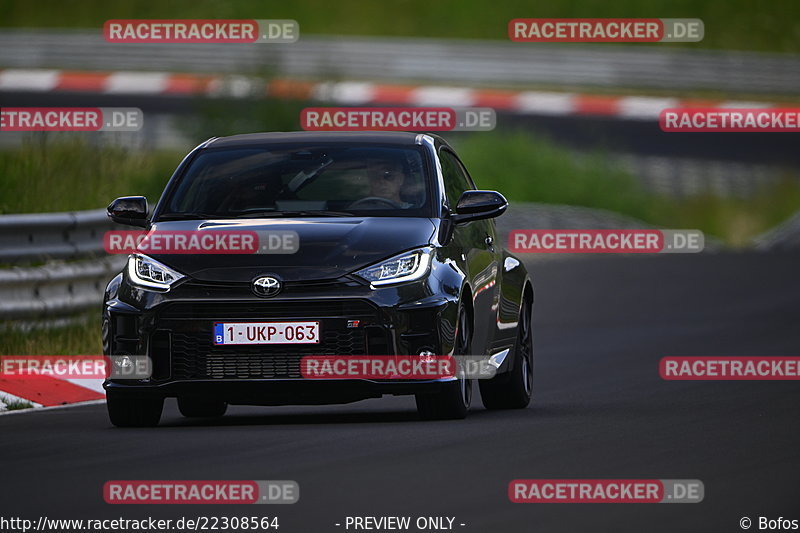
107, 393, 163, 427
479, 295, 534, 410
415, 304, 472, 420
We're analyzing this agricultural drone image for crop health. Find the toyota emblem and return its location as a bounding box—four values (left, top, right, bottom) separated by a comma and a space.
252, 276, 282, 297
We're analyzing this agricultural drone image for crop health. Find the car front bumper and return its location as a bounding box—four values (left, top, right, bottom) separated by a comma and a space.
102, 266, 462, 403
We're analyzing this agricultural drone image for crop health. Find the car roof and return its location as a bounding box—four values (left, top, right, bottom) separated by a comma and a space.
206, 131, 438, 148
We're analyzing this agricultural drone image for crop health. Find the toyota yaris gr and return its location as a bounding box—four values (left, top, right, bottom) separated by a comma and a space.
103, 131, 534, 426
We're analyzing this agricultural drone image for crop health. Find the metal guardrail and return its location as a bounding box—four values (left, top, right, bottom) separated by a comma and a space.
0, 256, 124, 320
0, 209, 123, 321
1, 30, 799, 95
754, 211, 800, 251
0, 209, 114, 263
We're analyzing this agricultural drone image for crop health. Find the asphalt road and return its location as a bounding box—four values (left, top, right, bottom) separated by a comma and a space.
1, 252, 799, 532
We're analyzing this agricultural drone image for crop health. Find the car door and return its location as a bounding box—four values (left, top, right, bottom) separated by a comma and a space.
438, 147, 501, 356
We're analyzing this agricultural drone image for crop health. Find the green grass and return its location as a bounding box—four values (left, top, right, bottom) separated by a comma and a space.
0, 315, 102, 355
3, 130, 800, 246
656, 181, 800, 247
455, 131, 655, 221
0, 0, 799, 53
1, 398, 35, 411
455, 130, 800, 246
0, 98, 306, 215
0, 138, 182, 214
177, 97, 307, 139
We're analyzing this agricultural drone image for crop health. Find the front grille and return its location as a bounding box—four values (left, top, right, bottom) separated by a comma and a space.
171, 329, 366, 379
158, 300, 378, 320
181, 278, 363, 296
157, 300, 383, 380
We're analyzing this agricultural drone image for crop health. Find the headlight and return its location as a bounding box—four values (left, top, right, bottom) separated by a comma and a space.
354, 247, 433, 287
127, 254, 185, 291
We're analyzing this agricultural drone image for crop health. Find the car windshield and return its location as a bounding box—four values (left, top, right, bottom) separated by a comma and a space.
159, 144, 432, 219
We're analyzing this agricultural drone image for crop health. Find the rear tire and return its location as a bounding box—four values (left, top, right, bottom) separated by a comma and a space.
178, 397, 228, 418
107, 393, 163, 427
415, 304, 472, 420
480, 295, 533, 410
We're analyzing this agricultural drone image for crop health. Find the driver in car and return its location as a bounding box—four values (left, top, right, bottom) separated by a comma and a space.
362, 157, 413, 208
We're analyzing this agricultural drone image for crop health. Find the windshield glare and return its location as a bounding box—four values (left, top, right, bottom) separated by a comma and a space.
160, 145, 431, 219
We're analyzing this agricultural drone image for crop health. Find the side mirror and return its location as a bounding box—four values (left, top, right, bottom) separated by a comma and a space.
107, 196, 149, 227
452, 190, 507, 224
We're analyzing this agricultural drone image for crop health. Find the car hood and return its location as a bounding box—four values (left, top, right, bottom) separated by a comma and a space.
146, 217, 437, 282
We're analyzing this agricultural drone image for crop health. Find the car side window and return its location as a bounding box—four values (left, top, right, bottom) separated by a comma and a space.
439, 149, 474, 209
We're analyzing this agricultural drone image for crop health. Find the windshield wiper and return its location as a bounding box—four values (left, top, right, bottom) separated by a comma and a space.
233, 210, 356, 218
156, 213, 233, 221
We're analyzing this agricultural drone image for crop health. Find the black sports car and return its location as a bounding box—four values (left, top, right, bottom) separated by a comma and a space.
103, 131, 533, 426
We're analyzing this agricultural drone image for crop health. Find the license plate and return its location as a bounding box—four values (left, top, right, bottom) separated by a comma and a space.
214, 321, 320, 345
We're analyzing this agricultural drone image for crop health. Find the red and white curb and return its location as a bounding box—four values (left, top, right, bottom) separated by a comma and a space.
0, 376, 104, 413
0, 68, 779, 121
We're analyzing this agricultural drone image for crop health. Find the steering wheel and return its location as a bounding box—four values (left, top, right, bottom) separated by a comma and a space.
348, 197, 402, 209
